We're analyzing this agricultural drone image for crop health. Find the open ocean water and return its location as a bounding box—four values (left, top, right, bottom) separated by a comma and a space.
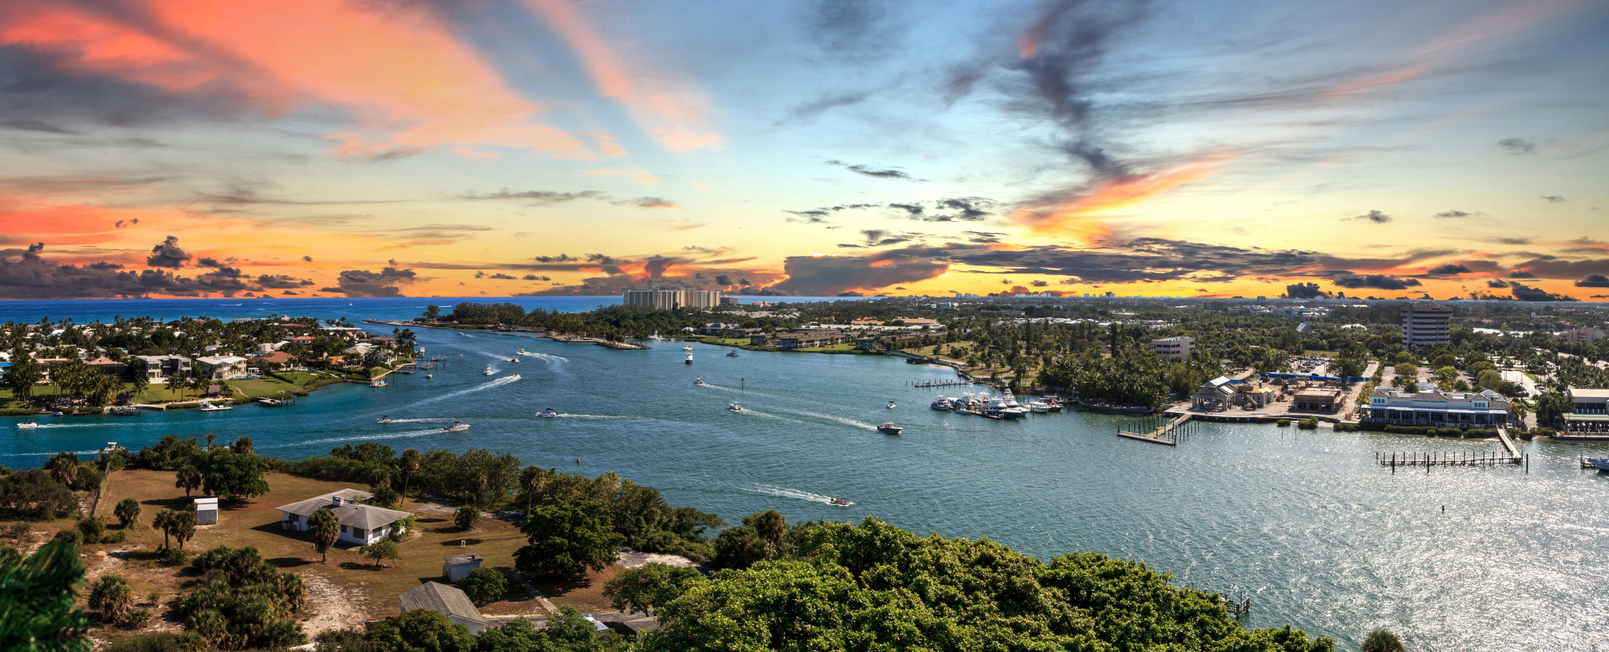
3, 297, 1608, 651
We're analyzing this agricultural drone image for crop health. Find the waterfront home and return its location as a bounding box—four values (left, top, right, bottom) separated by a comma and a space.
196, 355, 249, 380
442, 553, 482, 582
276, 489, 410, 545
251, 351, 298, 368
399, 582, 486, 634
85, 355, 129, 379
132, 355, 191, 383
1363, 387, 1510, 429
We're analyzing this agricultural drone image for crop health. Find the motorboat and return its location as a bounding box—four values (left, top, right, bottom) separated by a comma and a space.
887, 400, 897, 409
426, 373, 433, 379
1027, 401, 1050, 414
109, 405, 140, 415
1590, 458, 1609, 472
684, 353, 693, 365
484, 365, 495, 376
198, 401, 232, 412
256, 398, 287, 407
877, 422, 902, 435
694, 378, 705, 385
726, 350, 739, 357
682, 345, 693, 352
930, 397, 952, 410
510, 357, 518, 363
728, 404, 745, 412
518, 348, 533, 356
536, 408, 560, 418
443, 421, 470, 432
16, 422, 39, 429
828, 498, 853, 507
370, 380, 386, 388
376, 416, 393, 424
507, 374, 521, 381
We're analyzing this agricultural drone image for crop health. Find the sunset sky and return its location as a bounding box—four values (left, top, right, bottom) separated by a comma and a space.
1, 0, 1606, 301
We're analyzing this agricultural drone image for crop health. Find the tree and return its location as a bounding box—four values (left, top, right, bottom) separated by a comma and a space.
453, 505, 479, 532
198, 449, 269, 501
0, 541, 92, 650
169, 511, 197, 551
46, 453, 80, 488
308, 508, 340, 564
113, 498, 141, 529
232, 436, 254, 458
364, 609, 475, 652
515, 496, 623, 578
455, 568, 508, 605
1361, 629, 1405, 652
603, 563, 704, 614
370, 484, 400, 509
6, 352, 43, 407
519, 465, 548, 513
87, 573, 134, 624
152, 510, 179, 550
175, 465, 202, 497
360, 538, 399, 569
76, 517, 105, 544
128, 370, 149, 402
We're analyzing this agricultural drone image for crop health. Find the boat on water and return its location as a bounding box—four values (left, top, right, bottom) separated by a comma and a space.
510, 357, 519, 363
682, 345, 693, 352
198, 401, 233, 412
931, 397, 953, 410
684, 353, 693, 365
1027, 401, 1050, 414
518, 348, 533, 356
370, 380, 386, 388
828, 498, 853, 507
694, 378, 705, 385
1590, 458, 1609, 472
426, 373, 433, 379
507, 374, 521, 381
887, 400, 897, 409
877, 422, 903, 435
536, 408, 560, 418
256, 398, 287, 407
109, 405, 140, 415
443, 421, 470, 432
726, 350, 739, 357
484, 365, 495, 376
728, 403, 745, 412
376, 416, 393, 424
16, 422, 39, 429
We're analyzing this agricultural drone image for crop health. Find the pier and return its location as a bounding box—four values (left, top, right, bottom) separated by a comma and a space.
912, 380, 975, 388
1117, 414, 1193, 446
1376, 426, 1524, 472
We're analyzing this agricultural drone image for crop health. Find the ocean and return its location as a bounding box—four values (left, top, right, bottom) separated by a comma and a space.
3, 297, 1607, 651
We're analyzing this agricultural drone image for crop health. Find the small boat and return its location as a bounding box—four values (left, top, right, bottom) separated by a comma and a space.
510, 357, 518, 363
443, 421, 469, 432
376, 416, 393, 424
536, 408, 560, 418
518, 348, 532, 356
728, 404, 744, 412
931, 397, 952, 410
16, 422, 39, 429
726, 350, 739, 357
682, 345, 693, 352
684, 353, 693, 365
828, 497, 853, 507
426, 373, 433, 379
256, 398, 286, 407
1590, 458, 1609, 472
508, 374, 521, 381
694, 378, 705, 386
887, 400, 897, 409
109, 405, 140, 415
198, 401, 232, 412
1027, 401, 1050, 413
370, 380, 386, 388
484, 365, 495, 376
877, 422, 902, 435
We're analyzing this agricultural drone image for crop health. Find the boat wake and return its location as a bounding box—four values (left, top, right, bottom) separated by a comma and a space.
745, 484, 838, 505
731, 408, 809, 426
525, 352, 569, 363
382, 417, 457, 423
23, 423, 126, 429
768, 407, 879, 431
298, 428, 446, 446
553, 414, 646, 419
0, 449, 103, 458
410, 375, 520, 407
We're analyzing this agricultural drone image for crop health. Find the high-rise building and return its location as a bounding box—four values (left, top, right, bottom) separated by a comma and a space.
621, 288, 724, 310
1401, 302, 1452, 347
1151, 336, 1194, 360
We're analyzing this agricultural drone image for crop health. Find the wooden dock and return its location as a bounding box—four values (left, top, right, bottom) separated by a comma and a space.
1117, 414, 1192, 446
1223, 596, 1251, 618
1495, 427, 1520, 458
912, 380, 975, 388
1377, 450, 1521, 468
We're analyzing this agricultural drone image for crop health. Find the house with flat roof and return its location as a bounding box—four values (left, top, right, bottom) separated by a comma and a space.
276, 489, 410, 546
399, 582, 487, 634
132, 355, 190, 383
1567, 388, 1609, 415
1363, 387, 1510, 429
196, 355, 248, 379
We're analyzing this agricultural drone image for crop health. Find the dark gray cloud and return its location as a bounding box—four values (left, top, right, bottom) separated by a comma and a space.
0, 119, 75, 134
1434, 210, 1473, 218
0, 46, 248, 132
1345, 210, 1392, 224
1509, 282, 1574, 301
1497, 138, 1536, 155
1541, 195, 1566, 203
783, 198, 995, 223
254, 274, 313, 289
521, 274, 552, 281
459, 189, 604, 203
1283, 282, 1326, 299
769, 251, 949, 296
617, 197, 679, 209
145, 236, 191, 268
322, 267, 418, 298
713, 274, 734, 286
859, 229, 912, 247
1511, 257, 1609, 279
825, 159, 919, 181
1507, 270, 1536, 278
1426, 263, 1470, 275
302, 255, 314, 262
0, 243, 264, 299
1331, 274, 1421, 290
1576, 274, 1609, 288
1485, 279, 1509, 289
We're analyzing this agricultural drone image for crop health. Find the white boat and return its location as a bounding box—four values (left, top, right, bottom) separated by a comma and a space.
508, 374, 521, 381
484, 365, 495, 376
828, 498, 853, 507
931, 397, 953, 411
682, 345, 693, 352
694, 378, 705, 385
684, 353, 693, 365
887, 400, 897, 409
198, 401, 233, 412
426, 373, 433, 379
376, 416, 393, 424
518, 348, 533, 356
878, 422, 903, 435
443, 421, 469, 432
536, 408, 560, 418
370, 380, 386, 388
16, 422, 39, 429
1027, 401, 1050, 413
728, 403, 745, 412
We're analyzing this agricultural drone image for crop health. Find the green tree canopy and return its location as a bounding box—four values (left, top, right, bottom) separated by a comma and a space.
455, 568, 508, 605
603, 563, 704, 615
515, 496, 623, 578
198, 449, 269, 501
0, 540, 92, 651
113, 499, 141, 529
363, 609, 476, 652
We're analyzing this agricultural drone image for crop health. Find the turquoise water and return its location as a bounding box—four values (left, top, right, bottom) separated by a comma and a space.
4, 298, 1608, 651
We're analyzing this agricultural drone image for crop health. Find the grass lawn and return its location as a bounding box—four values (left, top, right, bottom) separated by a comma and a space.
796, 343, 860, 353
14, 469, 551, 633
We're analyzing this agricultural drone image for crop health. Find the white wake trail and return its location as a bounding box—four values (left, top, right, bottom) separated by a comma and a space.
746, 484, 836, 505
768, 406, 878, 431
298, 428, 448, 446
409, 375, 520, 408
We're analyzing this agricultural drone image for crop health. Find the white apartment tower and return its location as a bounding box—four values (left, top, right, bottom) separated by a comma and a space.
1151, 336, 1195, 360
1401, 302, 1452, 347
622, 288, 723, 310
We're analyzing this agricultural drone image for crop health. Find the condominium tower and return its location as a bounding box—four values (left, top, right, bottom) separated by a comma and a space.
1400, 302, 1452, 347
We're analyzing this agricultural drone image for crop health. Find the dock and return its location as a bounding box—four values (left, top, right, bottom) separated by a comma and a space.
913, 380, 974, 388
1495, 427, 1520, 458
1583, 457, 1607, 470
1117, 414, 1192, 446
1223, 596, 1251, 618
1376, 426, 1524, 472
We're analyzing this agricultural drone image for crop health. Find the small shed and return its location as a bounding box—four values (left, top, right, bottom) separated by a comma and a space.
443, 553, 483, 582
195, 497, 219, 525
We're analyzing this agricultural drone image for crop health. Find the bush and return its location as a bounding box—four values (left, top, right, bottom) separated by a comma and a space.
103, 632, 189, 652
1297, 418, 1318, 430
457, 568, 509, 604
77, 516, 106, 543
123, 607, 151, 628
102, 529, 127, 544
1334, 423, 1358, 432
53, 529, 83, 548
454, 505, 480, 531
158, 547, 190, 566
1361, 628, 1405, 652
5, 522, 31, 540
1276, 419, 1291, 427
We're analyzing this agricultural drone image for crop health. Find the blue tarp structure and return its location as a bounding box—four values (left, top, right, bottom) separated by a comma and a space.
1260, 372, 1367, 382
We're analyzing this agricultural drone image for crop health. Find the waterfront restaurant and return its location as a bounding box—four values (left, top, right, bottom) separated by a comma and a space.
1362, 387, 1511, 429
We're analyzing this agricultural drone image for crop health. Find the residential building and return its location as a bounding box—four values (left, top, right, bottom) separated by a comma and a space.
85, 355, 129, 378
1363, 387, 1511, 429
1151, 336, 1194, 361
133, 355, 191, 383
1561, 327, 1605, 344
776, 331, 849, 349
442, 553, 483, 583
1400, 302, 1452, 347
251, 351, 298, 367
276, 489, 411, 546
622, 288, 724, 310
398, 582, 487, 634
196, 355, 248, 380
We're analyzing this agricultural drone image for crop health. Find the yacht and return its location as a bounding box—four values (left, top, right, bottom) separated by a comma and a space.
1590, 458, 1609, 472
930, 397, 953, 411
484, 365, 495, 376
370, 380, 386, 388
256, 398, 287, 407
1027, 401, 1051, 414
694, 378, 705, 386
443, 421, 470, 432
16, 422, 39, 429
536, 408, 560, 418
684, 353, 693, 365
877, 422, 903, 435
198, 401, 233, 412
727, 403, 744, 412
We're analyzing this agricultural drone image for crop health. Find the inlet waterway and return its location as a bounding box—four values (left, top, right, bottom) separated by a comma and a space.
3, 298, 1608, 651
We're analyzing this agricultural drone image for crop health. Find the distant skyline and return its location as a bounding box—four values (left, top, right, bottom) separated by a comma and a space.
1, 0, 1606, 301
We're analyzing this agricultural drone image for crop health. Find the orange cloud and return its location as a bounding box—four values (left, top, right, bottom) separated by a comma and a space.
522, 0, 720, 151
1013, 154, 1228, 242
0, 0, 595, 159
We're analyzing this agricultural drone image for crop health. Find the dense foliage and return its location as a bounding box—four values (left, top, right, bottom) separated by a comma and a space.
0, 540, 92, 651
177, 546, 307, 649
516, 496, 624, 578
0, 470, 79, 520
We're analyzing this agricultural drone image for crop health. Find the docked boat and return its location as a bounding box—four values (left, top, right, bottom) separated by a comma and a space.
828, 498, 853, 507
1590, 458, 1609, 472
694, 378, 705, 386
484, 365, 495, 376
930, 397, 953, 410
728, 403, 745, 412
16, 422, 39, 429
370, 380, 386, 388
887, 400, 897, 409
376, 416, 393, 424
536, 408, 560, 418
256, 398, 287, 407
109, 405, 140, 415
1027, 401, 1050, 414
443, 421, 470, 432
877, 422, 903, 435
198, 401, 232, 412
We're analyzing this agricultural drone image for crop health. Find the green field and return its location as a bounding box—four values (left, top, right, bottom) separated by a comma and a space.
0, 371, 344, 410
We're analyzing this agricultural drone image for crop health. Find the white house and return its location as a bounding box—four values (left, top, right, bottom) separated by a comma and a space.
276, 489, 411, 546
442, 553, 483, 582
399, 582, 487, 634
195, 355, 249, 380
1363, 387, 1511, 429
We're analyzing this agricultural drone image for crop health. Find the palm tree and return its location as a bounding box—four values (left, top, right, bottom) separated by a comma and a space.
519, 466, 547, 512
308, 508, 339, 563
400, 449, 421, 505
152, 509, 178, 549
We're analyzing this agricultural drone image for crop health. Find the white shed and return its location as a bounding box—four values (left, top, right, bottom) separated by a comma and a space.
443, 553, 483, 583
195, 497, 219, 525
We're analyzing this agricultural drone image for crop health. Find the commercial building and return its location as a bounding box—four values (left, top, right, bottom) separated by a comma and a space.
622, 288, 723, 310
1561, 327, 1605, 344
1151, 336, 1194, 361
1568, 388, 1609, 414
1400, 302, 1452, 347
1362, 387, 1511, 429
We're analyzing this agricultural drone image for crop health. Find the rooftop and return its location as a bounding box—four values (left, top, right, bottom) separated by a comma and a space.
398, 582, 484, 623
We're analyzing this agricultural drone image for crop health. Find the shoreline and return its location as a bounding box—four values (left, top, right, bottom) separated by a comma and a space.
363, 319, 649, 350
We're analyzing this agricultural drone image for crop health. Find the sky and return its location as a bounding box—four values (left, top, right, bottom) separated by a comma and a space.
1, 0, 1607, 301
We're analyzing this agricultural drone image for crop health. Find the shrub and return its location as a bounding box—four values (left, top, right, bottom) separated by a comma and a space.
123, 608, 152, 628
103, 632, 189, 652
114, 498, 142, 528
457, 568, 509, 604
53, 529, 84, 548
1276, 419, 1291, 427
5, 522, 31, 540
88, 573, 134, 623
102, 529, 127, 544
158, 547, 190, 566
77, 516, 106, 543
1334, 423, 1358, 432
454, 505, 480, 531
1361, 628, 1405, 652
1297, 418, 1318, 430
